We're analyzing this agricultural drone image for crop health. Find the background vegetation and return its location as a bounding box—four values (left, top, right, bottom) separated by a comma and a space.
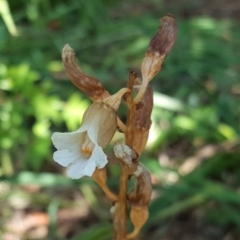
1, 0, 240, 239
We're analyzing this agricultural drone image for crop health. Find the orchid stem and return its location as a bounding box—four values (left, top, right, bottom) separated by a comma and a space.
115, 171, 129, 240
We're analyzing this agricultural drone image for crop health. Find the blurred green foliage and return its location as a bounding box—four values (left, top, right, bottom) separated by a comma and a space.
0, 0, 240, 239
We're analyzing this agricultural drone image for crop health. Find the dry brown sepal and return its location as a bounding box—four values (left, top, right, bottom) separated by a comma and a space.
62, 44, 110, 102
92, 168, 118, 202
127, 164, 152, 239
113, 143, 138, 175
134, 14, 177, 104
132, 86, 153, 155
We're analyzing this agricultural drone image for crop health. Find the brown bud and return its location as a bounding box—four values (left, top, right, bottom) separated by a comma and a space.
62, 44, 110, 101
148, 13, 177, 57
135, 14, 178, 104
126, 164, 152, 239
133, 86, 153, 155
128, 164, 152, 207
127, 206, 149, 239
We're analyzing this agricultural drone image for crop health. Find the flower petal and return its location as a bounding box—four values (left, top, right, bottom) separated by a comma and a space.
65, 145, 108, 179
89, 145, 108, 169
52, 132, 78, 150
66, 158, 95, 179
52, 131, 85, 150
87, 126, 98, 145
53, 149, 85, 167
81, 157, 97, 176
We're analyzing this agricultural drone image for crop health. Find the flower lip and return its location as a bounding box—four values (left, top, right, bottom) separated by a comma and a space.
51, 102, 117, 179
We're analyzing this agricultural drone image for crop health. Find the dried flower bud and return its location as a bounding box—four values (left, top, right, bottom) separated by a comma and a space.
128, 164, 152, 207
127, 206, 149, 239
133, 86, 153, 155
134, 14, 177, 104
62, 44, 110, 101
127, 164, 152, 239
103, 88, 130, 111
113, 143, 138, 175
142, 14, 177, 83
148, 14, 178, 58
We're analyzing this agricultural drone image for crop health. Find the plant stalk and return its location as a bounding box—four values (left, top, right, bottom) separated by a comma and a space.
114, 171, 129, 240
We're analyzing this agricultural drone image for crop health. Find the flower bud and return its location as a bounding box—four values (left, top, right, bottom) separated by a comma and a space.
127, 206, 149, 239
141, 14, 177, 83
148, 14, 178, 59
134, 14, 177, 104
127, 164, 152, 239
128, 164, 152, 207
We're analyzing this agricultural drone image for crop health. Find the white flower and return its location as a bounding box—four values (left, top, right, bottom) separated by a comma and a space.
52, 102, 117, 179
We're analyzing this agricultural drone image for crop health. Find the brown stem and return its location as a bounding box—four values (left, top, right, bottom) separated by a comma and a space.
125, 71, 138, 147
114, 71, 141, 240
115, 170, 129, 240
98, 182, 119, 202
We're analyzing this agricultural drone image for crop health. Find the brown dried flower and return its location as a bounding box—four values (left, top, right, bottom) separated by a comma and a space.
62, 44, 110, 102
142, 13, 177, 83
134, 14, 177, 103
148, 13, 178, 58
132, 86, 153, 155
127, 164, 152, 239
128, 164, 152, 207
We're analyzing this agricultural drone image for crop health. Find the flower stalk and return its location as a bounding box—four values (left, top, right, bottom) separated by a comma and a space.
92, 168, 118, 202
52, 13, 177, 240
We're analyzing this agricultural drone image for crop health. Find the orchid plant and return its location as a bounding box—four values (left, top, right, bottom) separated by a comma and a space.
52, 14, 177, 240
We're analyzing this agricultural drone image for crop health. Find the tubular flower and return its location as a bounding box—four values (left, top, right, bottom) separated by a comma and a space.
52, 102, 117, 179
